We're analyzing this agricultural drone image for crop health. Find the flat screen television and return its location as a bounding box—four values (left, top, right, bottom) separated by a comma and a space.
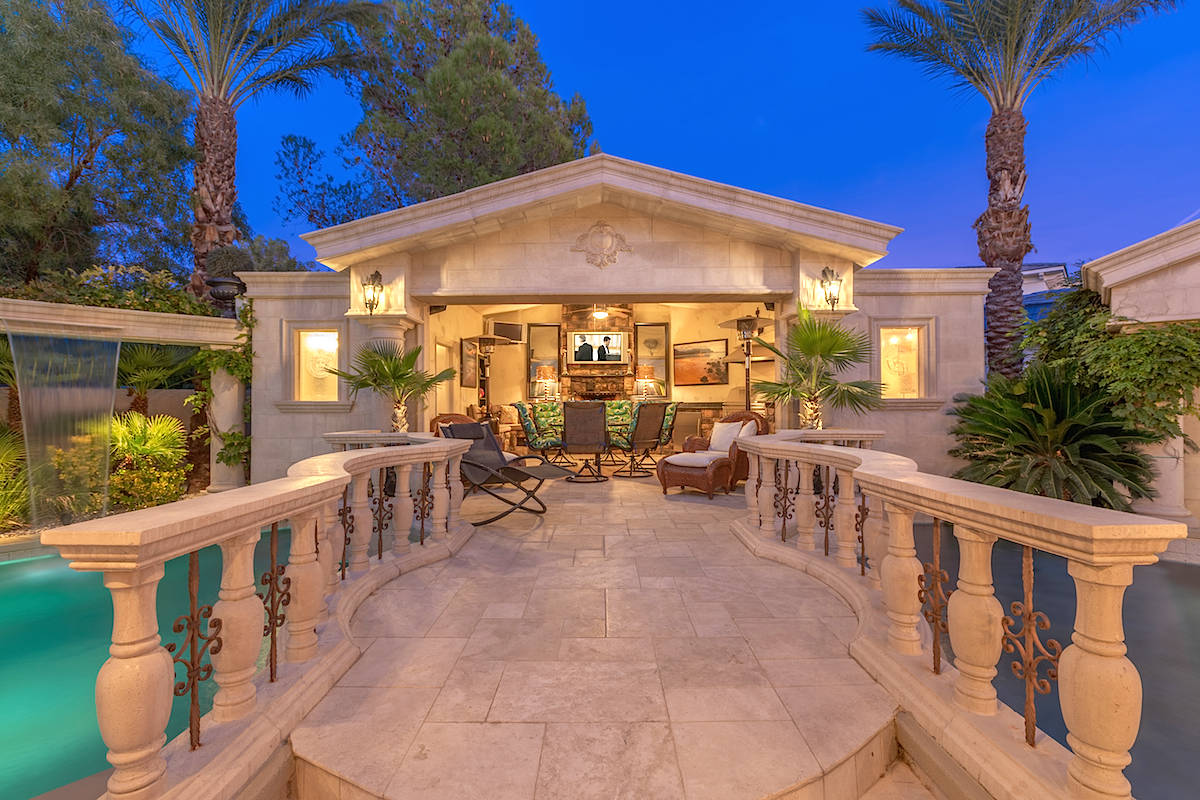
568, 331, 627, 364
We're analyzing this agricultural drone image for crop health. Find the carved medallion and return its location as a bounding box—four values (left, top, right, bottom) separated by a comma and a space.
571, 220, 632, 268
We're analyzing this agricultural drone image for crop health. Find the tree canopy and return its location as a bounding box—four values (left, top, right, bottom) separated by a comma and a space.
0, 0, 193, 282
276, 0, 597, 228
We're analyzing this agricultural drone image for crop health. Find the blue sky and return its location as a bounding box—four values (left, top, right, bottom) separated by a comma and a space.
191, 1, 1200, 268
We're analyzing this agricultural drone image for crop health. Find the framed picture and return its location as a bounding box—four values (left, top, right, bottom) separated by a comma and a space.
460, 339, 478, 388
673, 339, 729, 386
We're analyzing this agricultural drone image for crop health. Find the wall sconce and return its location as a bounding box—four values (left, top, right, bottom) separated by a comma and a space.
362, 270, 383, 315
819, 267, 842, 311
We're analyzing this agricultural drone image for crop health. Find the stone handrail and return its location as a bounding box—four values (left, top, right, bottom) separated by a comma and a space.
40, 436, 471, 800
736, 433, 1185, 800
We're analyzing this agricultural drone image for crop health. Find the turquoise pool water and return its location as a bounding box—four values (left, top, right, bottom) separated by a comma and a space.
0, 530, 288, 800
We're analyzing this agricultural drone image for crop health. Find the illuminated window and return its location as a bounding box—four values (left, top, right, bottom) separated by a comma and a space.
880, 327, 921, 399
296, 330, 340, 401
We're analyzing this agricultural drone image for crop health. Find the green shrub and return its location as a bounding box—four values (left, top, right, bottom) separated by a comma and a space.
0, 425, 27, 530
50, 428, 110, 520
949, 363, 1157, 510
109, 412, 189, 511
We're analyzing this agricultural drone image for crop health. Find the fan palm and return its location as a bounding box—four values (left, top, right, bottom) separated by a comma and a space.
0, 336, 19, 432
863, 0, 1178, 377
327, 342, 455, 432
753, 308, 883, 429
128, 0, 373, 295
949, 363, 1156, 509
118, 344, 196, 415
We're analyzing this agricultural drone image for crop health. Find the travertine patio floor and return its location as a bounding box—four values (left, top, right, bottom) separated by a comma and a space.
292, 477, 933, 800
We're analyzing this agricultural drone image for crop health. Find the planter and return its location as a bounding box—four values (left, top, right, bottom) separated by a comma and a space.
205, 276, 247, 318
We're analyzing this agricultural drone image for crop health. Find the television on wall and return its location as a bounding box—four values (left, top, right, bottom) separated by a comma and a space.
568, 331, 627, 364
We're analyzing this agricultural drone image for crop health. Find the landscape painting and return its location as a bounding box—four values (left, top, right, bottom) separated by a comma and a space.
673, 339, 729, 386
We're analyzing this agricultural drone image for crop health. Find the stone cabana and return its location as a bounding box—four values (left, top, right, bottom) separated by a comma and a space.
1084, 218, 1200, 559
247, 154, 991, 481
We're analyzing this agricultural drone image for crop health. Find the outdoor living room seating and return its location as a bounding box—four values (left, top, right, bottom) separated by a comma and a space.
656, 410, 765, 498
561, 401, 609, 483
611, 401, 668, 478
442, 422, 572, 525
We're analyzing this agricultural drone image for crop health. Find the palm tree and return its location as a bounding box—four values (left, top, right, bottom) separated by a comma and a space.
949, 363, 1156, 509
128, 0, 373, 295
118, 344, 196, 415
327, 342, 455, 432
753, 308, 883, 429
863, 0, 1178, 377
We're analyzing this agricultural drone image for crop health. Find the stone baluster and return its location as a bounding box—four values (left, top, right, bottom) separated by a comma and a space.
947, 526, 1002, 714
864, 494, 886, 590
348, 472, 372, 572
1060, 562, 1140, 800
316, 500, 337, 624
210, 529, 262, 722
880, 503, 923, 655
796, 460, 816, 550
833, 466, 857, 569
432, 458, 449, 536
447, 455, 464, 529
756, 455, 776, 536
746, 453, 760, 523
97, 565, 174, 799
393, 463, 413, 555
285, 510, 323, 663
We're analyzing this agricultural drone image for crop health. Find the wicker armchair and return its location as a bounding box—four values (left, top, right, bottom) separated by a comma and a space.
682, 411, 766, 490
656, 410, 766, 498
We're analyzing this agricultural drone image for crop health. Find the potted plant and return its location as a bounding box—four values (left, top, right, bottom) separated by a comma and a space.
753, 307, 883, 429
327, 341, 454, 432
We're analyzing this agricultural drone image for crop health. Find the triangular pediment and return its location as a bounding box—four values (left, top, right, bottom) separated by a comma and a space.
302, 154, 902, 270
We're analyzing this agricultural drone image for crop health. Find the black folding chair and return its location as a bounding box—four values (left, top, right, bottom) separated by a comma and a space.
444, 422, 572, 525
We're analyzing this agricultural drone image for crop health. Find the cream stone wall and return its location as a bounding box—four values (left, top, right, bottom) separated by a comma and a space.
824, 268, 994, 476
426, 304, 486, 417
243, 273, 391, 482
1107, 253, 1200, 322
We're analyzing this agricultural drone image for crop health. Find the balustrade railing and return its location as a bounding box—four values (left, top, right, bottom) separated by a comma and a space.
737, 432, 1184, 800
40, 436, 470, 800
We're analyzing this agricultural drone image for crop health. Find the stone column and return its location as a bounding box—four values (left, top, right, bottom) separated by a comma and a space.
948, 526, 1003, 715
864, 494, 886, 590
207, 365, 245, 493
756, 456, 776, 536
348, 473, 373, 572
393, 463, 413, 555
745, 453, 760, 523
97, 565, 174, 800
210, 529, 262, 722
447, 455, 464, 529
833, 467, 857, 570
1132, 436, 1200, 532
316, 501, 338, 624
794, 460, 816, 549
1060, 562, 1140, 800
285, 510, 323, 663
432, 458, 449, 536
880, 503, 923, 655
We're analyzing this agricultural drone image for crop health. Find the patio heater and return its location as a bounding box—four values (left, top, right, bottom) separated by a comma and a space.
718, 309, 773, 411
466, 333, 517, 419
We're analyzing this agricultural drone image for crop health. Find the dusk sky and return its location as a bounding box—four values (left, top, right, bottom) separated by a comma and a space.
160, 1, 1200, 270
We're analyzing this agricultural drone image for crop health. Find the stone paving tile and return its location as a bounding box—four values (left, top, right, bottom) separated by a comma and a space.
301, 478, 901, 800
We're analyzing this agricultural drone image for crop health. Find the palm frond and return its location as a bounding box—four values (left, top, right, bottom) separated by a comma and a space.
327, 342, 455, 405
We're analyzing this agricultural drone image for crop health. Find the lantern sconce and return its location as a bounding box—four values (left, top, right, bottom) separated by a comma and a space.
819, 267, 842, 311
362, 270, 384, 315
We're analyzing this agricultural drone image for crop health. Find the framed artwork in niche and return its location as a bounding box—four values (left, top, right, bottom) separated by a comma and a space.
460, 339, 478, 388
673, 339, 729, 386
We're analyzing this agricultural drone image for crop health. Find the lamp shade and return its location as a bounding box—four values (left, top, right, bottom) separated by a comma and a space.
535, 365, 556, 381
635, 364, 655, 380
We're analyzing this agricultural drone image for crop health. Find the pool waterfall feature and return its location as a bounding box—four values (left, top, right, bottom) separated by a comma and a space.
5, 326, 121, 525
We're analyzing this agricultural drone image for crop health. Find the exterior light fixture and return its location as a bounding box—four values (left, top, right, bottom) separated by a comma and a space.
362, 270, 384, 315
819, 267, 842, 311
591, 304, 609, 320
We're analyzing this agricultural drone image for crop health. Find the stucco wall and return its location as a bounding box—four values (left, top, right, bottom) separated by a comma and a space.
244, 273, 391, 483
824, 268, 993, 476
1107, 253, 1200, 323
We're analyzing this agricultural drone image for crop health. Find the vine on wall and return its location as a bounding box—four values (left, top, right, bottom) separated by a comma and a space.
186, 301, 255, 476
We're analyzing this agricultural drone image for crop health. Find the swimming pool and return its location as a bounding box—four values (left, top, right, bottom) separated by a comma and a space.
0, 530, 288, 800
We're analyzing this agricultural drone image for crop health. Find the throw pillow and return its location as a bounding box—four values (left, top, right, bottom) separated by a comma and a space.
709, 420, 744, 454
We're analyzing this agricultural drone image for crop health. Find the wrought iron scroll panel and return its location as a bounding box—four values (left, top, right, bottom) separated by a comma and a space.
917, 519, 952, 675
772, 459, 794, 542
1002, 545, 1062, 747
257, 522, 291, 683
165, 551, 222, 750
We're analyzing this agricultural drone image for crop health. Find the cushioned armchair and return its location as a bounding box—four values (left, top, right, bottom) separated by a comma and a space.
601, 399, 635, 464
657, 410, 766, 498
512, 402, 562, 456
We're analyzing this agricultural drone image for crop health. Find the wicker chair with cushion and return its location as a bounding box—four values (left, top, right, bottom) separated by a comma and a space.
512, 402, 563, 459
430, 413, 475, 433
656, 410, 766, 498
443, 422, 571, 525
600, 399, 635, 465
658, 402, 680, 449
612, 402, 668, 479
561, 401, 609, 483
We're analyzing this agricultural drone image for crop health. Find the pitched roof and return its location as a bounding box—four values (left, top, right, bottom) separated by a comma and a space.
301, 154, 903, 270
